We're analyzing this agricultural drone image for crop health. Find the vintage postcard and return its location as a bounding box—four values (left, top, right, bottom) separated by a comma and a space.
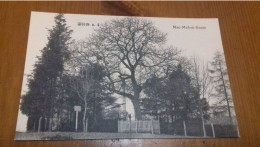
15, 12, 239, 140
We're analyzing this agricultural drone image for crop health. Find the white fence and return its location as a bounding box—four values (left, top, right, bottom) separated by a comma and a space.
118, 120, 160, 134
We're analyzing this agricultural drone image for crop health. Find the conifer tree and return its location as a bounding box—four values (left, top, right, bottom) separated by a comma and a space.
20, 14, 72, 131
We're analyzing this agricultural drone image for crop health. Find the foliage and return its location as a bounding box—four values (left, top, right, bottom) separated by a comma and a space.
142, 64, 210, 122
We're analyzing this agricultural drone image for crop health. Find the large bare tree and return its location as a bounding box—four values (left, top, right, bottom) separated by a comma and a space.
76, 18, 180, 120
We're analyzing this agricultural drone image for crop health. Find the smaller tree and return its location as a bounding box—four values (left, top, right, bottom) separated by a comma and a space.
165, 64, 199, 121
142, 76, 167, 119
209, 51, 233, 124
190, 56, 213, 136
141, 64, 210, 123
70, 63, 115, 132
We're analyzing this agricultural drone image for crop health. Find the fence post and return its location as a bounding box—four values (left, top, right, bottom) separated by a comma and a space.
158, 119, 160, 134
136, 120, 138, 133
129, 119, 131, 133
183, 121, 187, 137
120, 120, 122, 133
118, 120, 120, 132
151, 120, 154, 134
38, 117, 42, 132
44, 118, 47, 131
211, 123, 215, 138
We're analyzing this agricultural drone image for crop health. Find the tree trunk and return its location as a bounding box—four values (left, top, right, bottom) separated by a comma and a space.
48, 78, 55, 131
132, 98, 142, 120
130, 69, 142, 120
38, 117, 42, 132
85, 118, 88, 132
199, 104, 206, 137
83, 100, 88, 132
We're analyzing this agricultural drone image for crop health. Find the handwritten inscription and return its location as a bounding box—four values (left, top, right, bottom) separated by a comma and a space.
78, 22, 100, 26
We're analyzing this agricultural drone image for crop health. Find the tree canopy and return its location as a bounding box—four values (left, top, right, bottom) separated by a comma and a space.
76, 18, 180, 120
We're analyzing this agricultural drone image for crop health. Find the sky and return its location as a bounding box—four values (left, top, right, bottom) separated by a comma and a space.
16, 12, 225, 132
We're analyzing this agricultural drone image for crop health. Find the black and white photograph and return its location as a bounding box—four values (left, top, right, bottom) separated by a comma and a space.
15, 12, 239, 140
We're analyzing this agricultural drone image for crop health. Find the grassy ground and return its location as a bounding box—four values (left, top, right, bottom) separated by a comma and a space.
15, 132, 204, 140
